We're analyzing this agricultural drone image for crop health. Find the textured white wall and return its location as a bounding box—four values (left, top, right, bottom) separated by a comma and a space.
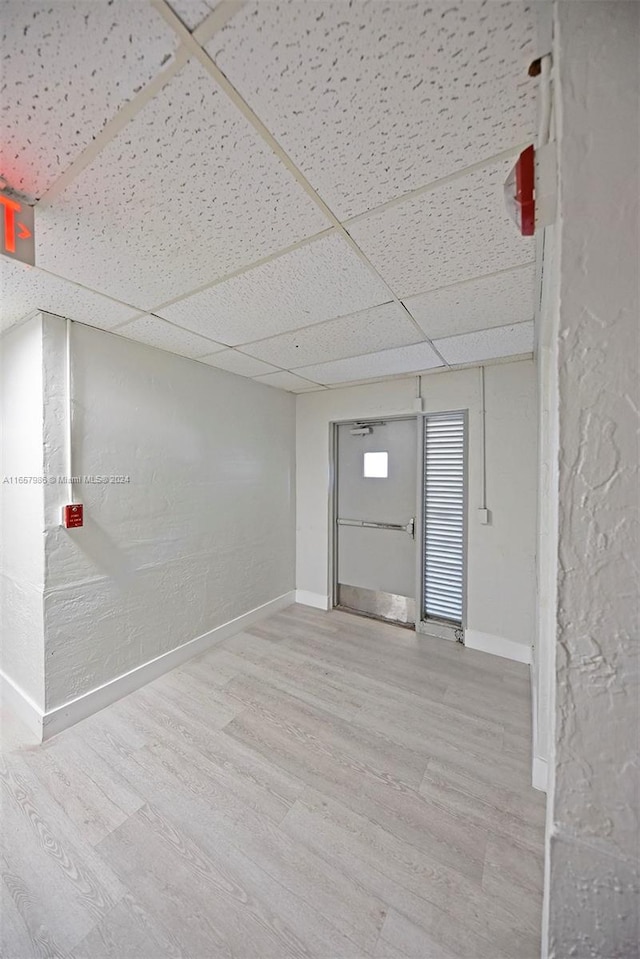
41, 315, 296, 710
0, 316, 46, 708
296, 359, 537, 653
545, 3, 640, 955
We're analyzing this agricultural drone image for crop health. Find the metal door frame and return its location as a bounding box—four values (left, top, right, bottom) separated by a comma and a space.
328, 414, 420, 620
329, 409, 469, 640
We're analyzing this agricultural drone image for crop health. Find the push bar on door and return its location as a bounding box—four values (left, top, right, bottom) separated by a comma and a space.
338, 517, 415, 538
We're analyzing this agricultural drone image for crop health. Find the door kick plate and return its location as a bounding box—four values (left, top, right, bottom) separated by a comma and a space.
337, 584, 416, 625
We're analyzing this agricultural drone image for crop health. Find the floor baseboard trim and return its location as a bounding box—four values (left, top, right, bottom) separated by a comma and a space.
465, 629, 532, 664
532, 755, 549, 793
295, 590, 330, 611
40, 590, 296, 741
0, 671, 44, 741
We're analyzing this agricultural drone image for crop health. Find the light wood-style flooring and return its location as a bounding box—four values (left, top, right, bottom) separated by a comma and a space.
1, 604, 545, 959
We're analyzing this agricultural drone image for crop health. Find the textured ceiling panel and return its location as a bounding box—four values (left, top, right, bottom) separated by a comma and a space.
198, 349, 280, 378
433, 321, 534, 365
404, 264, 536, 339
158, 233, 392, 345
36, 59, 328, 310
211, 1, 537, 219
167, 0, 217, 30
296, 342, 443, 385
253, 371, 324, 393
0, 258, 140, 333
241, 301, 424, 368
0, 1, 178, 199
116, 314, 225, 358
349, 159, 535, 298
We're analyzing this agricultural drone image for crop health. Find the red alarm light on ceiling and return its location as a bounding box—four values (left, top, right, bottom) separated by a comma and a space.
504, 145, 536, 236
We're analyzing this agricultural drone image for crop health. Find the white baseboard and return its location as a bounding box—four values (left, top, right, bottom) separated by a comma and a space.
465, 628, 532, 664
532, 755, 549, 792
2, 591, 295, 742
529, 661, 548, 793
0, 671, 44, 741
295, 589, 330, 611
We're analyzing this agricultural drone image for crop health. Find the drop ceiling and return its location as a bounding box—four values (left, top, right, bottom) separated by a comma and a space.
0, 0, 538, 392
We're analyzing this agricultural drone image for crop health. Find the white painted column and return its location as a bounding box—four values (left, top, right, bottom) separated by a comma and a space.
0, 315, 46, 736
543, 2, 639, 954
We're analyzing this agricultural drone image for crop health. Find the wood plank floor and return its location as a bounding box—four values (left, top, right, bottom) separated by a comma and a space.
1, 604, 545, 959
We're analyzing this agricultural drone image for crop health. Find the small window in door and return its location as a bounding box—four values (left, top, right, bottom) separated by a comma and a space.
363, 451, 388, 478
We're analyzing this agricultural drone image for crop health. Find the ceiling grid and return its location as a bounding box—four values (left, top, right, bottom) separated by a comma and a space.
1, 0, 539, 390
151, 0, 442, 355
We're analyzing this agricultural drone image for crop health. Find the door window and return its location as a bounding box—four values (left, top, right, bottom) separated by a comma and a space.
363, 451, 388, 478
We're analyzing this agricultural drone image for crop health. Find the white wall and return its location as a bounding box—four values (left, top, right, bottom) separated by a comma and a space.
40, 314, 296, 711
0, 316, 46, 710
296, 359, 537, 657
544, 2, 639, 955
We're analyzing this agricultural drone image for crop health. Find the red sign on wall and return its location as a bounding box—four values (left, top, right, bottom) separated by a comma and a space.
0, 190, 35, 265
62, 504, 84, 529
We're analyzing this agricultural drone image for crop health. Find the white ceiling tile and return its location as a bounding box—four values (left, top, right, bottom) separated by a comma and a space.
0, 257, 140, 333
167, 0, 217, 30
0, 2, 178, 199
296, 342, 444, 386
349, 159, 535, 298
211, 2, 537, 219
253, 371, 324, 393
199, 350, 280, 378
158, 233, 391, 345
241, 301, 425, 369
116, 315, 225, 358
36, 59, 328, 310
404, 264, 536, 339
433, 321, 534, 366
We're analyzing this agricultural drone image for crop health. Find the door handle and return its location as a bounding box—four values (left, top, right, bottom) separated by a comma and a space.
338, 517, 416, 537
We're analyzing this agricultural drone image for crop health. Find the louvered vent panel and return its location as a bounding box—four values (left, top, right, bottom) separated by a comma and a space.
423, 412, 466, 624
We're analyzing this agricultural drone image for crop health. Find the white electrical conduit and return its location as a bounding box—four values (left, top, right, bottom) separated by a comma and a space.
532, 54, 556, 317
479, 365, 487, 512
65, 317, 74, 504
415, 374, 422, 409
537, 54, 552, 148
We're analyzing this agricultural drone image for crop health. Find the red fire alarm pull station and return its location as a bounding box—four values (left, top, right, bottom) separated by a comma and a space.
62, 504, 84, 529
504, 144, 536, 236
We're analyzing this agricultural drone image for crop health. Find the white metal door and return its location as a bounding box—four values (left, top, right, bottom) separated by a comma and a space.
336, 418, 417, 625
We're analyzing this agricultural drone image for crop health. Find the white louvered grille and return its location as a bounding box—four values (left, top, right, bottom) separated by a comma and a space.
423, 412, 466, 624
